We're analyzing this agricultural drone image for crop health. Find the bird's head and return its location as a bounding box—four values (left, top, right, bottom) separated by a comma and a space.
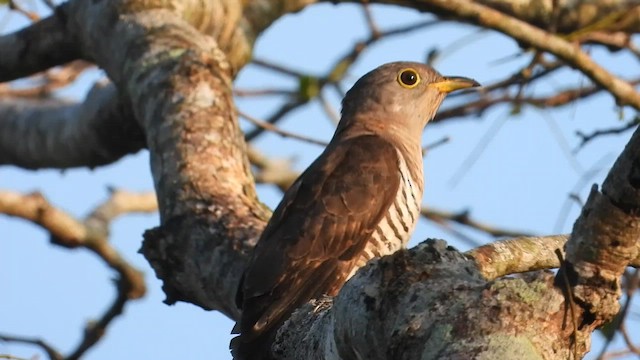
338, 61, 479, 144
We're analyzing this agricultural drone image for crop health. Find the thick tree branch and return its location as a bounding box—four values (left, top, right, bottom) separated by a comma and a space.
48, 0, 267, 317
561, 125, 640, 325
0, 83, 144, 169
0, 3, 81, 82
468, 234, 640, 281
276, 240, 579, 359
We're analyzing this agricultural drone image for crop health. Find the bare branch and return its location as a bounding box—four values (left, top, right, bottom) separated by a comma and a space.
248, 147, 300, 192
0, 355, 31, 360
7, 0, 40, 22
276, 240, 582, 359
466, 234, 570, 280
620, 324, 640, 354
0, 2, 82, 82
0, 83, 144, 169
66, 277, 131, 360
86, 189, 157, 227
0, 190, 147, 295
421, 135, 450, 155
244, 19, 440, 140
0, 190, 87, 243
238, 109, 328, 146
369, 0, 640, 110
244, 99, 307, 141
0, 60, 92, 98
0, 333, 62, 360
575, 117, 639, 151
421, 207, 532, 238
465, 0, 640, 34
0, 188, 150, 359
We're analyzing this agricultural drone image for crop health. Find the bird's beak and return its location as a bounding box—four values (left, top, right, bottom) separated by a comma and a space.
429, 76, 481, 93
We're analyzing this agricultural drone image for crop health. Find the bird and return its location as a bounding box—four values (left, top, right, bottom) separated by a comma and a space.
231, 61, 479, 360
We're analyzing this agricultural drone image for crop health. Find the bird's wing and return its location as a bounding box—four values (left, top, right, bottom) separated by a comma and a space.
237, 134, 402, 338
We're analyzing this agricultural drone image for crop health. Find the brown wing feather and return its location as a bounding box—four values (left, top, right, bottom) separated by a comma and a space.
234, 135, 401, 352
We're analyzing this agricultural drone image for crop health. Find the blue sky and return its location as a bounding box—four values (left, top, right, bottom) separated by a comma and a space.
2, 3, 638, 359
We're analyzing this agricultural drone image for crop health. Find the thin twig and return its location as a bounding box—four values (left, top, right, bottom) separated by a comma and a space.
0, 333, 63, 360
361, 3, 381, 38
233, 88, 296, 97
7, 0, 39, 21
244, 99, 307, 141
422, 207, 532, 238
247, 147, 300, 191
251, 58, 307, 78
244, 19, 441, 141
317, 92, 340, 125
575, 117, 639, 151
447, 110, 510, 187
238, 109, 328, 146
422, 136, 450, 155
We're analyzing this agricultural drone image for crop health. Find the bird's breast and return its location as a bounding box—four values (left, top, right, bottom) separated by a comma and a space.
350, 152, 423, 275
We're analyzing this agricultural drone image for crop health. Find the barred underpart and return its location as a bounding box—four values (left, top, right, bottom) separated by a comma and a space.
351, 151, 423, 274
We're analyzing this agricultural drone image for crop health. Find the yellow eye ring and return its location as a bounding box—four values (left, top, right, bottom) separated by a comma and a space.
397, 68, 420, 88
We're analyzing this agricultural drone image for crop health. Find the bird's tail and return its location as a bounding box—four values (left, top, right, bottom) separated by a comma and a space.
230, 329, 277, 360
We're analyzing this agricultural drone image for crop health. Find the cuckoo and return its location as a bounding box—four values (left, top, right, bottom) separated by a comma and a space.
231, 61, 479, 360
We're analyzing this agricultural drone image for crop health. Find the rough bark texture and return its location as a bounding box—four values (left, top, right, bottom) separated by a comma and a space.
0, 3, 81, 82
562, 126, 640, 328
277, 240, 574, 359
63, 0, 270, 317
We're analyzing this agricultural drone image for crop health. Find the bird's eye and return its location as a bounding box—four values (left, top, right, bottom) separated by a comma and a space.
397, 68, 420, 88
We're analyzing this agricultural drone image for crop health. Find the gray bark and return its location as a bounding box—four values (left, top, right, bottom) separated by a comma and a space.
0, 83, 143, 169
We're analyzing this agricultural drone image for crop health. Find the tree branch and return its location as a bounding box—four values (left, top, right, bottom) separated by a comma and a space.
421, 207, 533, 238
561, 125, 640, 326
467, 234, 640, 281
0, 2, 82, 82
0, 60, 92, 98
0, 82, 144, 169
276, 240, 579, 359
57, 0, 269, 317
473, 0, 640, 34
0, 334, 62, 360
360, 0, 640, 110
0, 189, 150, 359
